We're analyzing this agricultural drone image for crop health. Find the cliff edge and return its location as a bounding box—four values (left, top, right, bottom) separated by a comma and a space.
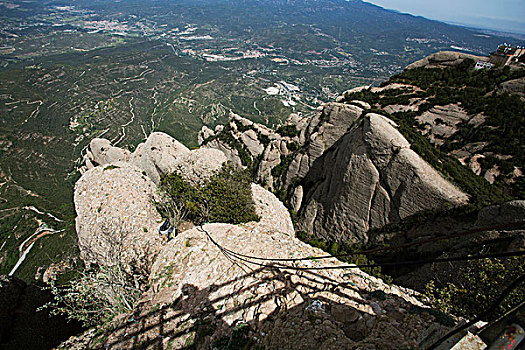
67, 131, 456, 349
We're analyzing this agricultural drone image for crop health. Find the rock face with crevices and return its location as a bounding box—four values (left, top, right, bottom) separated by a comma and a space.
498, 77, 525, 100
172, 148, 227, 185
131, 132, 190, 184
200, 104, 468, 242
297, 113, 468, 242
68, 127, 464, 349
88, 138, 131, 167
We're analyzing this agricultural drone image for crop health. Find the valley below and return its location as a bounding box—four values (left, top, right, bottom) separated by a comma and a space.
0, 1, 524, 348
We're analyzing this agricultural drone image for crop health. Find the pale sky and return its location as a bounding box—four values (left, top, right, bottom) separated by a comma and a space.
364, 0, 525, 34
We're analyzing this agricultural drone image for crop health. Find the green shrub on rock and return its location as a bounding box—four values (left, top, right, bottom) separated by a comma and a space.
158, 163, 260, 225
424, 256, 525, 319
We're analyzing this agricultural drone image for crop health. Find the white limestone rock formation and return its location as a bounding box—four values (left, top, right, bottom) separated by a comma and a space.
197, 100, 470, 243
173, 148, 228, 185
74, 163, 164, 269
87, 138, 131, 167
131, 132, 190, 184
251, 183, 294, 235
201, 138, 244, 168
297, 113, 469, 242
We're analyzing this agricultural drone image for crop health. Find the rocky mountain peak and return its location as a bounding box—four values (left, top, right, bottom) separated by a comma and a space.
67, 119, 466, 348
199, 96, 468, 242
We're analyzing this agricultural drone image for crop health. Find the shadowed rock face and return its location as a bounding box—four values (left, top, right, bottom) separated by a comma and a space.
0, 276, 84, 350
383, 200, 525, 290
0, 275, 25, 343
89, 220, 446, 349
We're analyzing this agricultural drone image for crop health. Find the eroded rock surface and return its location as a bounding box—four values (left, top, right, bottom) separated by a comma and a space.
251, 183, 294, 235
95, 223, 447, 349
198, 97, 469, 242
406, 51, 488, 69
74, 163, 163, 268
132, 132, 190, 184
498, 77, 525, 100
297, 113, 468, 242
88, 138, 130, 167
70, 127, 463, 349
416, 104, 471, 145
173, 148, 227, 185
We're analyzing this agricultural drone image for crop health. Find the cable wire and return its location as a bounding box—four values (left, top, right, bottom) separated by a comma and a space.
197, 226, 525, 271
475, 300, 525, 336
207, 222, 524, 262
196, 224, 525, 349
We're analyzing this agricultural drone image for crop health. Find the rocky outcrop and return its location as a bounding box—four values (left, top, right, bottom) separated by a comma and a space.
251, 183, 294, 235
199, 97, 469, 242
380, 200, 525, 290
74, 163, 164, 269
69, 126, 477, 349
75, 132, 232, 270
86, 138, 130, 168
475, 200, 525, 227
498, 76, 525, 100
91, 221, 450, 349
173, 148, 227, 185
131, 132, 190, 184
406, 51, 488, 69
297, 113, 468, 242
416, 104, 471, 145
80, 133, 190, 181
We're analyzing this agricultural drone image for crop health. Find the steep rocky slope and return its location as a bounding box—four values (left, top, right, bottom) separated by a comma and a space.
75, 162, 164, 269
351, 54, 525, 197
65, 133, 462, 349
199, 51, 525, 244
60, 51, 525, 349
370, 200, 525, 289
97, 223, 446, 350
200, 103, 468, 243
297, 113, 467, 242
